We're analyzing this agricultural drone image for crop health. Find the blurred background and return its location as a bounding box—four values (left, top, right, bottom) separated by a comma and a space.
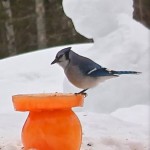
0, 0, 149, 59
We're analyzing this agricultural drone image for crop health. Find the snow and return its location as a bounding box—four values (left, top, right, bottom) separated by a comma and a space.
0, 0, 150, 149
63, 0, 133, 38
80, 110, 149, 150
63, 0, 150, 113
0, 44, 91, 113
111, 105, 150, 128
0, 45, 149, 150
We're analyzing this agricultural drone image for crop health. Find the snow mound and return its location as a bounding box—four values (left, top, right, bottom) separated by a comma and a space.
63, 0, 150, 113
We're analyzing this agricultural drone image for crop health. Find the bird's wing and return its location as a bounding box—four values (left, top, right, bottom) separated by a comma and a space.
87, 68, 118, 77
70, 51, 117, 77
74, 55, 103, 73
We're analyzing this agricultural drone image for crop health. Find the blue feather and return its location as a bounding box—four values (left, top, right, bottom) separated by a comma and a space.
87, 68, 118, 77
87, 68, 141, 77
111, 71, 141, 75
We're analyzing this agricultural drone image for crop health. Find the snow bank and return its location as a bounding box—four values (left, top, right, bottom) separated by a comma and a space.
111, 105, 150, 128
79, 110, 150, 150
63, 0, 133, 38
63, 0, 150, 113
0, 44, 91, 113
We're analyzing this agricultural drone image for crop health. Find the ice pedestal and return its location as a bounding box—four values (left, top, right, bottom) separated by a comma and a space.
12, 93, 84, 150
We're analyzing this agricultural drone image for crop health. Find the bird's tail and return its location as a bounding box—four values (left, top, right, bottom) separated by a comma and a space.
111, 70, 141, 75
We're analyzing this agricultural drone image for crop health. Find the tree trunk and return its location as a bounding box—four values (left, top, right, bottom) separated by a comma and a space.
133, 0, 150, 29
35, 0, 47, 49
1, 0, 17, 56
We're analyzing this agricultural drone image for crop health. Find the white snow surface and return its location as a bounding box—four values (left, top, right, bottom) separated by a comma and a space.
1, 0, 150, 149
63, 0, 150, 113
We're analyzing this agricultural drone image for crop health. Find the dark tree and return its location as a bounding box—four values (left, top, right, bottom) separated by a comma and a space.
0, 0, 91, 59
1, 0, 16, 56
133, 0, 150, 29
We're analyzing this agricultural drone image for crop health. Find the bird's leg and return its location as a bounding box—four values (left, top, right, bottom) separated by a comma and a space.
78, 89, 88, 94
75, 89, 88, 97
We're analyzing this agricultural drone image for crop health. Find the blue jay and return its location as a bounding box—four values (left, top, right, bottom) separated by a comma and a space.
51, 47, 141, 94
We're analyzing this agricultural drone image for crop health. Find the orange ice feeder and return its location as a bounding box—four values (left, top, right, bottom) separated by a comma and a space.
12, 93, 84, 150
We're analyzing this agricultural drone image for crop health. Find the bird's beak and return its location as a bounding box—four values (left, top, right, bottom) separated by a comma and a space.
51, 58, 58, 65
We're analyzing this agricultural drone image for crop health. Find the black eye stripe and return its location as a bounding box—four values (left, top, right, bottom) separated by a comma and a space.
56, 54, 63, 59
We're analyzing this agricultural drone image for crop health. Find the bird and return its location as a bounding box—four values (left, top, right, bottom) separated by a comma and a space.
51, 47, 141, 94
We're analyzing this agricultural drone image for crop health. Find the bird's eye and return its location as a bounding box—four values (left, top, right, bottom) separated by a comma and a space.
58, 54, 63, 59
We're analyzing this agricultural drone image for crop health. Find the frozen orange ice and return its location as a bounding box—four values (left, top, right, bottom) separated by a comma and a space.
12, 93, 84, 150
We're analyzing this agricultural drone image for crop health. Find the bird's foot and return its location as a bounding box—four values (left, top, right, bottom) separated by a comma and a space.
75, 92, 88, 97
75, 89, 88, 97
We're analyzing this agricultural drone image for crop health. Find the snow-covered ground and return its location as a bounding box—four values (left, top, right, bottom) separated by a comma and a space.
0, 0, 150, 149
0, 106, 150, 150
0, 44, 149, 150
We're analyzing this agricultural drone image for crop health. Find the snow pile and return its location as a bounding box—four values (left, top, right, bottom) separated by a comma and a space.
80, 107, 150, 150
63, 0, 133, 38
63, 0, 150, 113
111, 105, 150, 128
